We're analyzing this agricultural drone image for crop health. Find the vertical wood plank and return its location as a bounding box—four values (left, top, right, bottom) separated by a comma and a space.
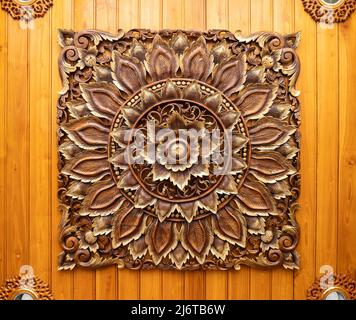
338, 15, 356, 275
72, 0, 96, 300
51, 0, 74, 300
182, 0, 206, 300
227, 0, 251, 300
183, 0, 206, 29
271, 0, 295, 300
29, 7, 51, 284
117, 0, 140, 300
95, 0, 118, 300
293, 0, 317, 300
316, 24, 339, 274
228, 0, 250, 34
6, 15, 29, 279
160, 0, 185, 300
139, 0, 162, 300
0, 9, 7, 285
96, 0, 117, 32
249, 0, 273, 300
205, 0, 228, 300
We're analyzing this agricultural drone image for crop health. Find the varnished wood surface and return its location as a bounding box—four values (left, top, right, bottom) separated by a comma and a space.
0, 0, 355, 300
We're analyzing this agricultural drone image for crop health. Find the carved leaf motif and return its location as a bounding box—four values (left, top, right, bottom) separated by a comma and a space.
181, 220, 213, 264
146, 35, 178, 81
145, 220, 178, 264
81, 83, 124, 120
169, 243, 189, 269
249, 116, 296, 150
170, 32, 189, 54
62, 116, 109, 150
66, 181, 90, 200
80, 179, 124, 216
117, 170, 139, 190
267, 179, 292, 199
59, 141, 82, 160
250, 151, 296, 183
128, 236, 148, 260
112, 201, 147, 247
62, 150, 110, 182
112, 51, 147, 95
234, 84, 278, 121
235, 179, 277, 216
211, 237, 230, 260
182, 36, 213, 82
161, 79, 181, 100
177, 201, 198, 223
212, 54, 247, 97
212, 206, 246, 246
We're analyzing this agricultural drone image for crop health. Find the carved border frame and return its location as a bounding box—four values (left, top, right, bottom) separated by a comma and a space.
57, 29, 301, 271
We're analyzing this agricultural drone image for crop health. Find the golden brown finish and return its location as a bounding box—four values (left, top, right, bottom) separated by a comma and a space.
0, 0, 356, 299
57, 29, 300, 271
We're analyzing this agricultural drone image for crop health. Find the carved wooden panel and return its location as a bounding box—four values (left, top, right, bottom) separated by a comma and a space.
302, 0, 356, 24
57, 29, 300, 271
0, 0, 53, 20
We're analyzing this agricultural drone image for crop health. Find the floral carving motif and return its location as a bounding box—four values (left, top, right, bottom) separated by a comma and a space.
57, 29, 301, 270
302, 0, 356, 24
0, 0, 53, 20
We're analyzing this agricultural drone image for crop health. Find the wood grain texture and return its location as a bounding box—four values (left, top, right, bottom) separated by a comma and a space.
0, 0, 355, 300
338, 14, 356, 275
0, 8, 7, 286
293, 0, 317, 300
51, 0, 74, 300
271, 0, 295, 300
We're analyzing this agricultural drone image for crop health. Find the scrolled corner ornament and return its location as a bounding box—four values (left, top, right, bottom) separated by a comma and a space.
302, 0, 356, 24
0, 0, 53, 20
57, 29, 301, 271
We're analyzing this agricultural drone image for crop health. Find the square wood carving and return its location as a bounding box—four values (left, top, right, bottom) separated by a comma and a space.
57, 29, 301, 270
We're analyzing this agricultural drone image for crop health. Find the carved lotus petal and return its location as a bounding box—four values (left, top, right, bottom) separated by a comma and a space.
129, 39, 147, 61
204, 93, 222, 113
212, 205, 246, 246
117, 169, 139, 190
235, 178, 277, 216
156, 200, 176, 222
181, 219, 213, 264
171, 31, 189, 54
62, 116, 109, 150
250, 150, 296, 183
182, 36, 213, 82
59, 141, 82, 160
211, 237, 229, 260
112, 52, 147, 95
169, 243, 189, 269
198, 191, 218, 213
146, 35, 178, 81
216, 175, 238, 194
112, 201, 147, 247
211, 40, 230, 64
134, 187, 156, 208
249, 116, 296, 150
81, 83, 124, 120
62, 150, 110, 183
66, 181, 90, 200
182, 81, 203, 102
212, 54, 247, 97
145, 220, 178, 264
234, 83, 278, 121
161, 79, 181, 99
177, 201, 198, 223
141, 88, 159, 108
81, 179, 124, 217
128, 236, 148, 260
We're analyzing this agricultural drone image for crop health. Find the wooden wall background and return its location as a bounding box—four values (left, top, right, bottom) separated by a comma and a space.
0, 0, 355, 300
